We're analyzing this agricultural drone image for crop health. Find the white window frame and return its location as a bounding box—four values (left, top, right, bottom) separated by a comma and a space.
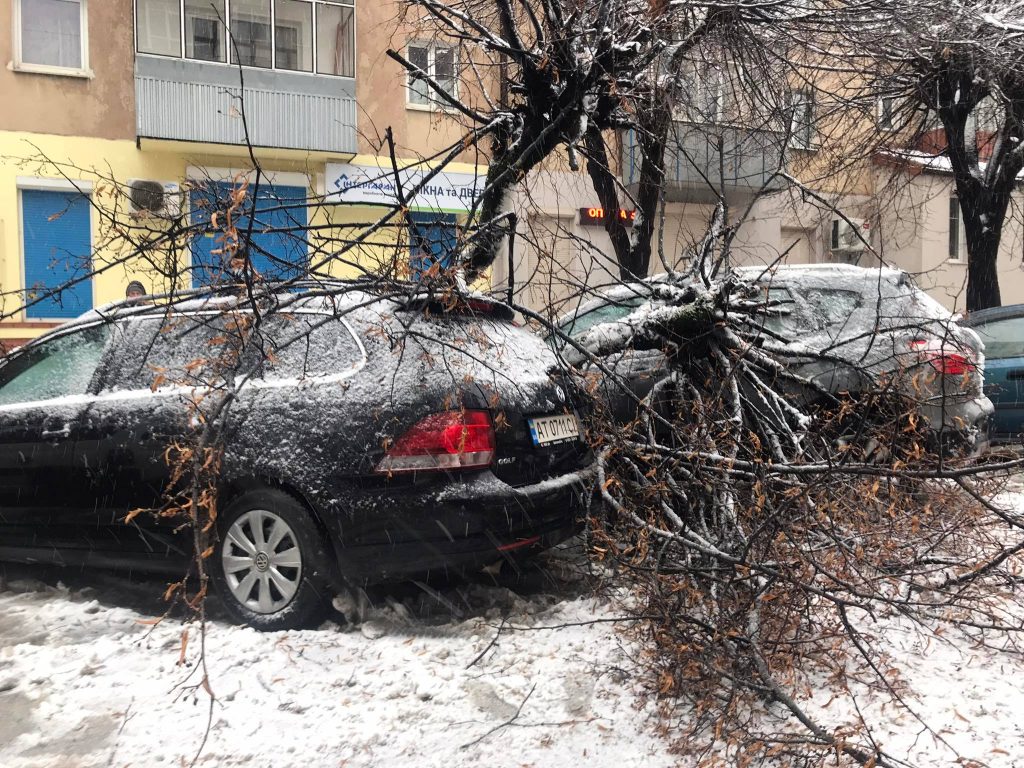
11, 0, 92, 79
132, 0, 356, 78
406, 41, 458, 112
673, 63, 726, 124
948, 196, 967, 264
789, 89, 815, 150
877, 96, 897, 131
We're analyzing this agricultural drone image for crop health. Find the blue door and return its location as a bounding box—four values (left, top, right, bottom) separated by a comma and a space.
409, 211, 458, 277
190, 182, 308, 287
21, 189, 92, 319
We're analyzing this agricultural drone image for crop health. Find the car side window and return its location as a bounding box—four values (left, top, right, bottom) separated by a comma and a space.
102, 315, 236, 392
0, 325, 110, 406
973, 316, 1024, 360
252, 313, 364, 380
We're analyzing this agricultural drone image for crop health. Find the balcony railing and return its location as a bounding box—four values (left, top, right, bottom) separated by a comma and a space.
135, 55, 357, 155
623, 123, 788, 204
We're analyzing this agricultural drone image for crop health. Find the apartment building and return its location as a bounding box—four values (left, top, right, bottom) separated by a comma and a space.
494, 81, 1024, 317
3, 2, 1023, 349
0, 0, 482, 346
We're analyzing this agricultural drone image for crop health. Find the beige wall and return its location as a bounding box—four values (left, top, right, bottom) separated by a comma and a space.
0, 0, 135, 140
355, 2, 491, 165
881, 170, 1024, 311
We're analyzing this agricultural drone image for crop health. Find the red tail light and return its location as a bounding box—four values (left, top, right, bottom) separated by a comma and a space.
375, 410, 496, 474
927, 352, 974, 376
909, 339, 976, 376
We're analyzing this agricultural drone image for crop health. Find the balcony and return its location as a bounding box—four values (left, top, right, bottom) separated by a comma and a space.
134, 55, 357, 155
623, 123, 788, 204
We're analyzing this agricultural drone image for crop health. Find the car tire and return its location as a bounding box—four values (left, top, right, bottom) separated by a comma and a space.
211, 488, 334, 631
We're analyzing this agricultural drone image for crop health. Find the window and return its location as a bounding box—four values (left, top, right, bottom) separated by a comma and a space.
135, 0, 353, 75
949, 197, 965, 262
756, 286, 803, 336
0, 325, 109, 406
21, 188, 93, 319
316, 1, 355, 77
789, 89, 814, 150
877, 96, 897, 131
675, 63, 724, 123
802, 288, 863, 328
137, 0, 181, 56
189, 181, 308, 287
184, 0, 225, 62
231, 0, 272, 68
561, 297, 646, 341
14, 0, 88, 74
409, 211, 458, 277
255, 314, 363, 379
275, 0, 312, 72
406, 43, 456, 107
108, 314, 264, 392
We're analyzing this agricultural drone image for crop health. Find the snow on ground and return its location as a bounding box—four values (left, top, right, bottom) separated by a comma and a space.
0, 554, 673, 768
2, 535, 1024, 768
799, 605, 1024, 767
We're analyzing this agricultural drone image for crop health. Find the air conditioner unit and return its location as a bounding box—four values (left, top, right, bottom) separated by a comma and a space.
127, 179, 183, 218
830, 218, 870, 254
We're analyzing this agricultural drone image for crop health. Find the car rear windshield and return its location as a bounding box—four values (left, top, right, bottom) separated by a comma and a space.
802, 288, 863, 328
561, 297, 646, 340
972, 316, 1024, 360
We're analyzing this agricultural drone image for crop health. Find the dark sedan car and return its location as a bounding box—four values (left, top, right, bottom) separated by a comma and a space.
554, 265, 992, 454
962, 303, 1024, 444
0, 285, 593, 630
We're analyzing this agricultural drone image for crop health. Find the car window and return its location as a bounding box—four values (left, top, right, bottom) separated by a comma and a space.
802, 288, 863, 327
103, 315, 239, 392
252, 313, 363, 380
972, 316, 1024, 360
0, 325, 110, 406
103, 312, 364, 392
561, 297, 647, 340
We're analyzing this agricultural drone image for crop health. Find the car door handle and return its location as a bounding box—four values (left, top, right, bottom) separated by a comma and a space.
41, 424, 73, 440
1006, 369, 1024, 380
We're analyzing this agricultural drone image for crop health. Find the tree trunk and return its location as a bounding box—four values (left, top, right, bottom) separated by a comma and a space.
961, 201, 1004, 311
583, 126, 634, 277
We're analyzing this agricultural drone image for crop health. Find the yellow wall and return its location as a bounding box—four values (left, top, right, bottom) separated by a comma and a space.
0, 133, 486, 341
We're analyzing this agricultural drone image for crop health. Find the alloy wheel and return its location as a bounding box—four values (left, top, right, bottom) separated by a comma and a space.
222, 508, 303, 614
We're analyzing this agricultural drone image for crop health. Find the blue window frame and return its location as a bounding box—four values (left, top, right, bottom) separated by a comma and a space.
190, 181, 309, 287
21, 188, 93, 319
409, 211, 457, 277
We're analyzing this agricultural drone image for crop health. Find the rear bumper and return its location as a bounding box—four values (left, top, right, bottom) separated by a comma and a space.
920, 395, 994, 456
333, 463, 597, 585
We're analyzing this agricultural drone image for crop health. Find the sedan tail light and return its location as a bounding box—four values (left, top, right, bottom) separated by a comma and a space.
909, 339, 977, 376
375, 410, 496, 474
927, 352, 975, 376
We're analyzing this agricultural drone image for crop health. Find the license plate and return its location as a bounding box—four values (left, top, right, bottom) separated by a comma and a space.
528, 413, 580, 446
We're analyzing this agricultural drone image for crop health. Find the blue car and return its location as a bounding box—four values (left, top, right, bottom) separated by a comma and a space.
963, 304, 1024, 444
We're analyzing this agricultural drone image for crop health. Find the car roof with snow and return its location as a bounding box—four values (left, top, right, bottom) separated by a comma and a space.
15, 280, 510, 351
563, 264, 920, 324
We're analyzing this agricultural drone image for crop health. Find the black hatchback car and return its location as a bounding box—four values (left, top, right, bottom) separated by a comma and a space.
0, 285, 593, 630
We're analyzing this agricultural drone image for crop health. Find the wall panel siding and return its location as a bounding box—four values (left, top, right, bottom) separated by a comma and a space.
135, 56, 357, 153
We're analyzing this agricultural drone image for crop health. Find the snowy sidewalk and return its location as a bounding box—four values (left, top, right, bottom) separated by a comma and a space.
2, 559, 1023, 767
0, 568, 672, 768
